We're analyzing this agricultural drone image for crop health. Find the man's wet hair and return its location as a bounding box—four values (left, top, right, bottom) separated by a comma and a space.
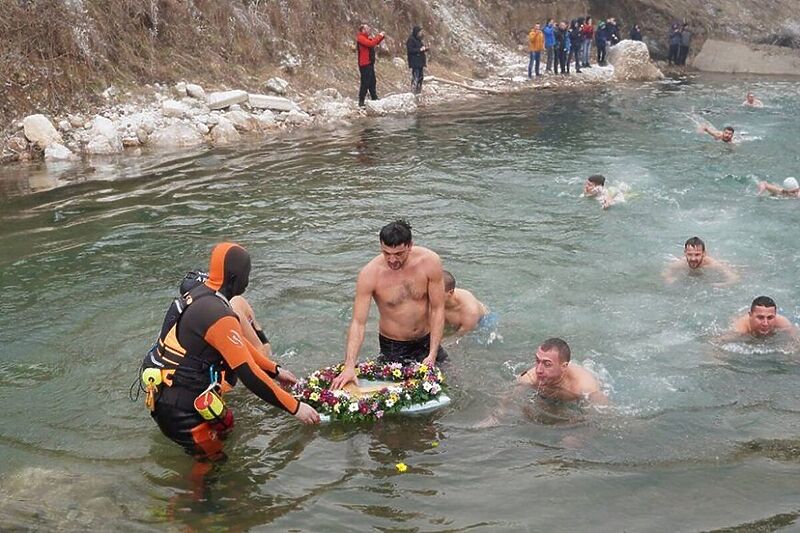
379, 219, 412, 247
684, 236, 705, 251
750, 296, 777, 312
540, 337, 571, 363
723, 126, 735, 133
443, 270, 456, 292
587, 174, 606, 186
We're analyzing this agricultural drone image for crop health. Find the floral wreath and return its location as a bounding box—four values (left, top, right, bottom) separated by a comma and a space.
292, 360, 447, 422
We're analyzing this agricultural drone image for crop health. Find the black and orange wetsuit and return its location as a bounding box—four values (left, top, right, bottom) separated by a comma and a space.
149, 243, 298, 458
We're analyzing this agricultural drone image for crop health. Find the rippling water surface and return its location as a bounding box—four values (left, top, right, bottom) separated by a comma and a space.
1, 74, 799, 531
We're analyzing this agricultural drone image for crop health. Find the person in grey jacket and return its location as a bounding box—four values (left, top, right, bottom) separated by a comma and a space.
678, 23, 692, 65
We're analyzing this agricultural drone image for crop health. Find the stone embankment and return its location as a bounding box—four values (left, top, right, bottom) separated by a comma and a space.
2, 43, 663, 166
692, 39, 800, 75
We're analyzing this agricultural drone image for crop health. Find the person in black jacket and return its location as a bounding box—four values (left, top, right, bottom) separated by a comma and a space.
568, 19, 583, 73
555, 22, 569, 75
406, 26, 428, 94
595, 21, 609, 66
629, 24, 642, 41
668, 23, 681, 65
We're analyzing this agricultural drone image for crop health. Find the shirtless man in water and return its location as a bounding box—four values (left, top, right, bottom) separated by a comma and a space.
743, 92, 764, 108
662, 236, 738, 287
443, 270, 489, 335
331, 220, 446, 389
701, 124, 735, 143
730, 296, 796, 338
517, 338, 608, 405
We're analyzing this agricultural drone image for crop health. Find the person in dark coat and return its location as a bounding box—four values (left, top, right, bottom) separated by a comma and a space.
606, 17, 620, 46
595, 21, 608, 66
568, 19, 583, 73
555, 21, 570, 75
678, 23, 692, 65
668, 23, 681, 65
406, 26, 428, 94
629, 24, 642, 41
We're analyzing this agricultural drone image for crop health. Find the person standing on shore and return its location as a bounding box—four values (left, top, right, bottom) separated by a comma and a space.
555, 21, 570, 75
527, 23, 545, 78
357, 24, 385, 107
595, 21, 609, 66
568, 19, 583, 74
580, 17, 594, 68
629, 24, 642, 41
678, 23, 692, 65
668, 23, 681, 65
406, 26, 427, 95
544, 19, 556, 74
606, 17, 620, 46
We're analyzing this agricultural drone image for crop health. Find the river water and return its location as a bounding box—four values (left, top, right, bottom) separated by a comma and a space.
1, 74, 799, 531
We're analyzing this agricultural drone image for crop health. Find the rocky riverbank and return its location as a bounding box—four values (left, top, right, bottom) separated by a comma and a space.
2, 40, 662, 167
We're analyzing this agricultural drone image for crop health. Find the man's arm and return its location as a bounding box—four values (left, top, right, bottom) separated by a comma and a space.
475, 372, 534, 428
757, 181, 784, 196
707, 257, 739, 287
330, 268, 374, 389
662, 259, 682, 284
231, 296, 272, 358
204, 315, 319, 424
423, 254, 445, 367
701, 125, 722, 140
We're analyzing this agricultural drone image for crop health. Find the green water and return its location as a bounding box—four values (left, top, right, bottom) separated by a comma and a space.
1, 74, 799, 531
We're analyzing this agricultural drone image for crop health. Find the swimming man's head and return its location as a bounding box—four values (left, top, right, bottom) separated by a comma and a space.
534, 337, 571, 384
584, 175, 606, 196
722, 126, 734, 143
684, 236, 706, 269
748, 296, 778, 337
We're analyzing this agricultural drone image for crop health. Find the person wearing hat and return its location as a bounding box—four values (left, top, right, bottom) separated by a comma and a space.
757, 177, 800, 198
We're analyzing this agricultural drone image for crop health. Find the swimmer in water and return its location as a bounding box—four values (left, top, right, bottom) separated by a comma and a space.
662, 236, 739, 287
700, 124, 735, 143
742, 92, 764, 108
756, 177, 800, 198
583, 174, 626, 209
477, 338, 608, 427
730, 296, 797, 338
443, 270, 491, 336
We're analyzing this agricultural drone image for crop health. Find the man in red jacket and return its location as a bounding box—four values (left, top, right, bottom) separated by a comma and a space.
357, 24, 385, 107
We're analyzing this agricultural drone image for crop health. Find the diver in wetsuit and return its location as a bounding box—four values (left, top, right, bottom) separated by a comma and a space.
146, 243, 319, 458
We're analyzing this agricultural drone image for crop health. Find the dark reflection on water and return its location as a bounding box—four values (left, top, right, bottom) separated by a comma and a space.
1, 74, 800, 530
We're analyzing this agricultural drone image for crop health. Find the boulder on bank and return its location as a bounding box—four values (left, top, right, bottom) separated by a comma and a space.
607, 40, 664, 81
45, 143, 79, 162
223, 110, 261, 132
149, 124, 205, 148
265, 77, 289, 95
186, 84, 206, 100
161, 100, 190, 118
85, 115, 123, 154
248, 94, 298, 112
23, 115, 62, 148
692, 39, 800, 75
364, 93, 417, 117
207, 90, 248, 110
210, 117, 240, 145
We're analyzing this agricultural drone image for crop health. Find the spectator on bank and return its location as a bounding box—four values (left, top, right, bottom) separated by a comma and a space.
678, 23, 692, 65
528, 23, 545, 78
629, 24, 642, 41
568, 19, 583, 73
555, 21, 570, 75
595, 20, 609, 66
357, 24, 385, 107
606, 17, 621, 46
580, 16, 594, 68
544, 19, 556, 74
668, 23, 681, 65
406, 26, 427, 94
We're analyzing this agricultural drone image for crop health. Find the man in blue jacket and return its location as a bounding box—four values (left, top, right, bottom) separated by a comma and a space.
543, 19, 556, 74
595, 21, 608, 66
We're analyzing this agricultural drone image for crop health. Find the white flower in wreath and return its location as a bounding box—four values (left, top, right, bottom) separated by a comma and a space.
430, 383, 441, 395
405, 394, 411, 400
422, 381, 433, 392
348, 402, 359, 413
334, 403, 341, 413
389, 362, 403, 370
385, 399, 395, 408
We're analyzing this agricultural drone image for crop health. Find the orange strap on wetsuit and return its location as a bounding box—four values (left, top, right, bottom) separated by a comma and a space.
204, 315, 299, 414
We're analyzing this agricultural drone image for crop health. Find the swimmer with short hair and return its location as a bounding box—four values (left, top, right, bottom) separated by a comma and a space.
443, 270, 490, 335
731, 296, 797, 338
701, 124, 735, 143
757, 177, 800, 198
662, 236, 739, 287
583, 174, 625, 209
743, 92, 764, 108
